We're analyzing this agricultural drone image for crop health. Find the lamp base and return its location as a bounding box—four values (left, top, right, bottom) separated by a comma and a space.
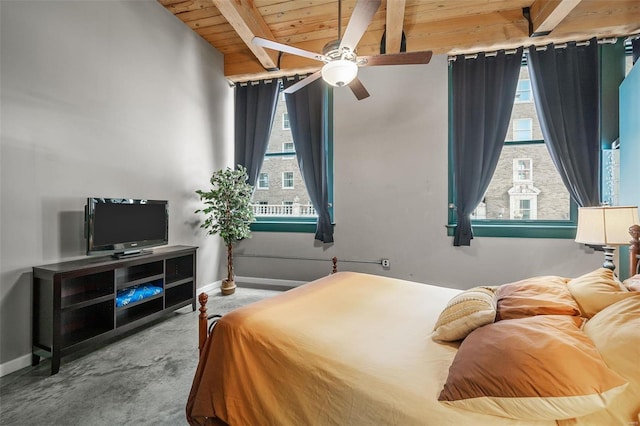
602, 246, 616, 271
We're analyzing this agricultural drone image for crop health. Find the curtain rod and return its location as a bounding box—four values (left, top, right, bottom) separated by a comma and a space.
237, 79, 274, 87
236, 74, 309, 87
448, 36, 618, 62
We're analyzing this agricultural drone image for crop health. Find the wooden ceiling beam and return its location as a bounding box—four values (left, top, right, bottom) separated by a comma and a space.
385, 0, 406, 53
210, 0, 280, 71
528, 0, 582, 36
217, 1, 640, 83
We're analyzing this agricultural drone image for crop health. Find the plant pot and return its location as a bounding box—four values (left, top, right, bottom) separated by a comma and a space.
221, 279, 236, 295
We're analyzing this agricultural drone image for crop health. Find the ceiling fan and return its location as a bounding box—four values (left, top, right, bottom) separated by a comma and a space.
252, 0, 433, 100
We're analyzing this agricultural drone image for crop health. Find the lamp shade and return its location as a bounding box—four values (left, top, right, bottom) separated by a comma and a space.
321, 60, 358, 87
575, 206, 639, 245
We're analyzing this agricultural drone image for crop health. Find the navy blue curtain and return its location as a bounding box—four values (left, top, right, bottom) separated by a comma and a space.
234, 80, 280, 187
452, 48, 523, 246
284, 76, 334, 243
527, 39, 600, 207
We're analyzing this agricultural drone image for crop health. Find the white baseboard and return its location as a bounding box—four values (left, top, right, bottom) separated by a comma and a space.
198, 277, 305, 293
0, 353, 32, 378
235, 276, 306, 290
197, 279, 222, 295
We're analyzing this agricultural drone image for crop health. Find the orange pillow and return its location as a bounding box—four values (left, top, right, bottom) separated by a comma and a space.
439, 315, 628, 420
567, 268, 636, 318
496, 275, 579, 320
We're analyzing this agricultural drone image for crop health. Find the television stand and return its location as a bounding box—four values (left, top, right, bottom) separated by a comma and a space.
32, 245, 197, 375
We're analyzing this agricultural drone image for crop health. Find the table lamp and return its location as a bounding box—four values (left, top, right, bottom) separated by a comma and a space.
575, 206, 639, 271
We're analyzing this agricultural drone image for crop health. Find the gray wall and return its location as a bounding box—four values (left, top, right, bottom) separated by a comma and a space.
0, 1, 233, 372
235, 57, 600, 287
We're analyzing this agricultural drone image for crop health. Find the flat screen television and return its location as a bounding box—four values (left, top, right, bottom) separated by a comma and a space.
85, 198, 168, 258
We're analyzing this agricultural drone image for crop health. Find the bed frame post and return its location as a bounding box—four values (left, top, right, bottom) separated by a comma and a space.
198, 292, 208, 354
630, 224, 640, 276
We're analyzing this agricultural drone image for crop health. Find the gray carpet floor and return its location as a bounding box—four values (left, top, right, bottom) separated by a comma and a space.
0, 287, 281, 426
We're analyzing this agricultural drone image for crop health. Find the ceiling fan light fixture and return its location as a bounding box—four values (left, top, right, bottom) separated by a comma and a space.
321, 59, 358, 87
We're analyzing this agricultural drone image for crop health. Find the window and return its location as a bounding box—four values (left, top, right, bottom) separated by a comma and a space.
257, 173, 269, 189
513, 118, 533, 141
282, 172, 294, 188
513, 158, 532, 182
448, 61, 575, 239
282, 141, 295, 159
248, 80, 333, 233
515, 79, 532, 103
282, 142, 294, 153
514, 199, 532, 219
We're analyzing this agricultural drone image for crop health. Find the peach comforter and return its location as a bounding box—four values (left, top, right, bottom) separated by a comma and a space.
186, 271, 639, 426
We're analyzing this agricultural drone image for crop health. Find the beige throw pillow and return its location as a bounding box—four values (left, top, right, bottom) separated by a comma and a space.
431, 286, 497, 342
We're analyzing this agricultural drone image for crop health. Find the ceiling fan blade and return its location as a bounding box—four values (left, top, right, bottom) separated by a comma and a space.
283, 71, 323, 95
252, 37, 326, 62
359, 50, 433, 66
348, 77, 370, 100
339, 0, 382, 51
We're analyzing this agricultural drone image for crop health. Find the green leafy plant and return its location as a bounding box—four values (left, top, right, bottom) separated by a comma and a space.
195, 165, 254, 295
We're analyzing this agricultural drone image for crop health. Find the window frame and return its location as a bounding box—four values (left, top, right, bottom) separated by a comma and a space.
511, 197, 535, 220
282, 141, 295, 153
282, 141, 295, 159
281, 171, 295, 189
446, 63, 578, 240
513, 158, 533, 182
250, 83, 334, 234
257, 172, 269, 189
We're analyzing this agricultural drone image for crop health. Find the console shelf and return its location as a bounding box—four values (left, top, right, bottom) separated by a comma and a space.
32, 245, 197, 375
166, 277, 193, 289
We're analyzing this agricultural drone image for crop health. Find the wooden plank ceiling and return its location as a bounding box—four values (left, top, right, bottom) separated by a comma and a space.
158, 0, 640, 83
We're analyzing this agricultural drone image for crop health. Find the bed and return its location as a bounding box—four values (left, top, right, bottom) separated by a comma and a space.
187, 228, 640, 426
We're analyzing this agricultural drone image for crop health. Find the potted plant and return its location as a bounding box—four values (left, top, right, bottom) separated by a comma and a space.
195, 166, 254, 295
